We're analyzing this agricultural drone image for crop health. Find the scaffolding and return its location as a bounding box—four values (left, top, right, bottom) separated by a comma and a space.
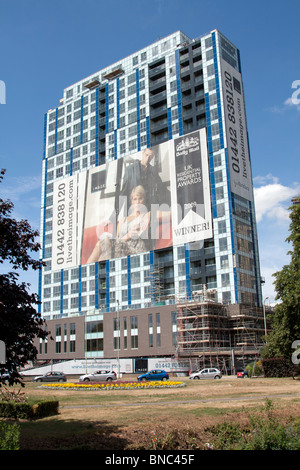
177, 299, 229, 352
152, 264, 165, 303
175, 294, 266, 374
228, 305, 265, 350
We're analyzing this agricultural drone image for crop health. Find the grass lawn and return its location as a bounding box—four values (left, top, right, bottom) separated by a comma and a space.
3, 375, 300, 450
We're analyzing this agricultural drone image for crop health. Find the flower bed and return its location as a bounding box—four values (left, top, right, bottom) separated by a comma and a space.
39, 380, 186, 391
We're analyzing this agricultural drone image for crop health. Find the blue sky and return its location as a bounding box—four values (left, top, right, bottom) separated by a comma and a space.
0, 0, 299, 304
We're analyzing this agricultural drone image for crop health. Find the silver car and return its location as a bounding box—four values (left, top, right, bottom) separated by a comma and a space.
33, 371, 67, 382
189, 368, 222, 380
79, 370, 117, 382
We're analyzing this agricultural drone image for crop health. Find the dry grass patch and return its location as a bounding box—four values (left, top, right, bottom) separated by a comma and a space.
11, 376, 300, 450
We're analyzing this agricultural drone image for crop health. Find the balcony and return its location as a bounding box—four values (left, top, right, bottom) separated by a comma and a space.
149, 90, 167, 107
150, 118, 168, 134
150, 105, 168, 120
149, 76, 166, 92
149, 63, 165, 79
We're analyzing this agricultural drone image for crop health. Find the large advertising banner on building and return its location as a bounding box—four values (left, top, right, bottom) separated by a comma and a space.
51, 130, 212, 270
220, 59, 253, 201
169, 128, 212, 245
52, 174, 79, 270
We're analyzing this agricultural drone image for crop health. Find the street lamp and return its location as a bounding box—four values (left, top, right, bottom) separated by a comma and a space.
263, 296, 269, 338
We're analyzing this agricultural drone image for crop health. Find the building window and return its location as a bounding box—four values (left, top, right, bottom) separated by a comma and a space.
156, 313, 161, 347
56, 324, 61, 336
131, 287, 141, 301
214, 170, 223, 184
219, 238, 228, 252
220, 255, 229, 269
123, 317, 127, 349
87, 338, 103, 352
43, 287, 51, 298
130, 316, 138, 349
113, 317, 120, 350
216, 203, 225, 218
71, 297, 79, 309
222, 291, 231, 304
53, 300, 60, 311
86, 320, 103, 333
215, 186, 224, 200
221, 273, 230, 287
218, 220, 226, 234
172, 311, 177, 346
70, 323, 76, 335
131, 271, 140, 284
148, 314, 153, 347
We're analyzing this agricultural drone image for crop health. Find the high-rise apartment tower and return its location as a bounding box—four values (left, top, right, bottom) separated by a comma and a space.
37, 30, 263, 373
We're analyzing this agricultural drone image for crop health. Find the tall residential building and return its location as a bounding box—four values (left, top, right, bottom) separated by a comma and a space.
36, 29, 263, 374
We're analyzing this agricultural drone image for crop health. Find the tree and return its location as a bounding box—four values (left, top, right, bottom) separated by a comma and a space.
261, 198, 300, 360
0, 169, 48, 385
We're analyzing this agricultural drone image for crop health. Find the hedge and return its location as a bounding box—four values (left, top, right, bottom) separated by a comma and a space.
0, 400, 59, 419
262, 357, 300, 378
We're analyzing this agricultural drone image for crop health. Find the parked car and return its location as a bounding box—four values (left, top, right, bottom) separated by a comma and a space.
189, 368, 222, 380
237, 370, 249, 378
0, 370, 11, 382
33, 371, 67, 382
79, 370, 117, 382
137, 369, 169, 382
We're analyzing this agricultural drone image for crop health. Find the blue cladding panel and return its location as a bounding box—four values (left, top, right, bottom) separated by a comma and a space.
127, 256, 131, 306
70, 147, 73, 175
38, 264, 42, 313
95, 262, 99, 309
60, 269, 64, 316
114, 130, 118, 159
146, 117, 150, 147
175, 50, 183, 136
136, 69, 141, 151
54, 108, 58, 155
205, 91, 217, 218
78, 265, 82, 312
184, 244, 191, 300
167, 107, 172, 140
80, 96, 84, 144
43, 113, 47, 159
116, 78, 120, 129
95, 88, 99, 166
106, 260, 110, 311
105, 84, 109, 133
42, 158, 48, 259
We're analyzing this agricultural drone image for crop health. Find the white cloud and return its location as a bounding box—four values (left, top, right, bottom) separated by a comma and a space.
1, 174, 41, 229
253, 174, 299, 303
253, 175, 300, 223
1, 175, 41, 201
269, 81, 300, 113
284, 97, 300, 111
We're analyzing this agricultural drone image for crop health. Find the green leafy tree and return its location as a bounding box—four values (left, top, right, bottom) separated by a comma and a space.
261, 198, 300, 360
0, 169, 48, 385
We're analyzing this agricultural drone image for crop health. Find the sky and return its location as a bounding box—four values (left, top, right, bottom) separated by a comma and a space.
0, 0, 299, 305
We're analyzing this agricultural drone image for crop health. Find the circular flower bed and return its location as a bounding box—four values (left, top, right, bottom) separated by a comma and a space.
39, 380, 186, 391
